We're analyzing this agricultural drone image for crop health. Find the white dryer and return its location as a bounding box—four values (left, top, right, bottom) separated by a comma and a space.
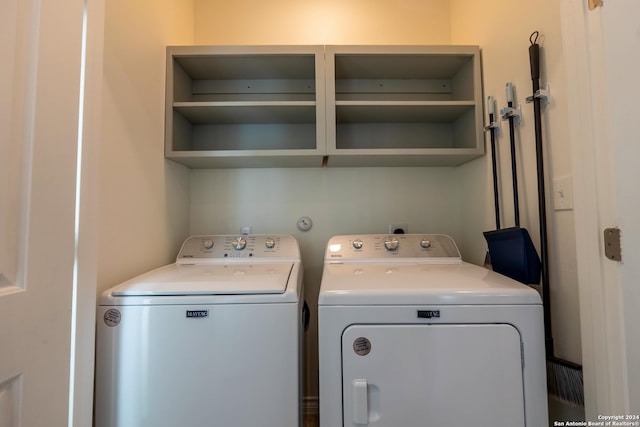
318, 234, 548, 427
95, 235, 304, 427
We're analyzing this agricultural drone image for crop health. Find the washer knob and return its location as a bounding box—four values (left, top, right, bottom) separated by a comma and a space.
265, 238, 276, 249
420, 239, 431, 249
383, 236, 399, 251
232, 236, 247, 250
203, 239, 214, 250
352, 239, 364, 249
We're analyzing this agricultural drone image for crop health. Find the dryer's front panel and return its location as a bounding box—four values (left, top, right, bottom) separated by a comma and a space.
342, 324, 525, 427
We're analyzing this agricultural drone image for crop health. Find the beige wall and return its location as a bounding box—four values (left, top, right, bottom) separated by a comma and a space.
98, 0, 193, 291
194, 0, 451, 45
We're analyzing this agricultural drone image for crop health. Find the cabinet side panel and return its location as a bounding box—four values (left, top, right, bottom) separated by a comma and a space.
451, 58, 475, 101
173, 60, 193, 102
172, 111, 193, 151
452, 109, 478, 149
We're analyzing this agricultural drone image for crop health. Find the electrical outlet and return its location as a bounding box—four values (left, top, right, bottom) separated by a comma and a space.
241, 226, 252, 235
388, 223, 408, 234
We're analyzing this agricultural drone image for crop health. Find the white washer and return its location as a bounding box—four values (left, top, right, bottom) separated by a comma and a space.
318, 234, 548, 427
95, 235, 304, 427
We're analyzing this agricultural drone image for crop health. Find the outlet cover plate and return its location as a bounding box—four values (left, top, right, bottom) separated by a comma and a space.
553, 175, 573, 211
388, 223, 408, 234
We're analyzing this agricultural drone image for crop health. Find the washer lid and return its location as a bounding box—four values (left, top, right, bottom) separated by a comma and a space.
109, 262, 294, 296
318, 262, 541, 305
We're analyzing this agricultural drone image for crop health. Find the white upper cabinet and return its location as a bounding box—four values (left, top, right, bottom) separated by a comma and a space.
165, 45, 326, 168
325, 45, 484, 167
165, 45, 484, 168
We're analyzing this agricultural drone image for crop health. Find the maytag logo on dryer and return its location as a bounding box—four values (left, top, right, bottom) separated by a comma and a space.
417, 310, 440, 319
186, 310, 209, 319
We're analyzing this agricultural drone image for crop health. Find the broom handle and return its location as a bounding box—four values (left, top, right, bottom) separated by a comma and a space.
529, 33, 554, 358
488, 96, 501, 230
506, 83, 520, 227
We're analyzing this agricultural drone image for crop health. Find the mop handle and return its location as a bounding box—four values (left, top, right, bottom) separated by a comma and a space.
505, 82, 520, 227
529, 32, 541, 81
487, 96, 500, 230
529, 31, 553, 352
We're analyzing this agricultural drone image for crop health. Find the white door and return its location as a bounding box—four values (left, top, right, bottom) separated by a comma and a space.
0, 0, 94, 425
341, 324, 525, 427
561, 0, 640, 415
599, 1, 640, 412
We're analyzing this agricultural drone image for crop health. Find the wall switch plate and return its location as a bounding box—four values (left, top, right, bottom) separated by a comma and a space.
553, 175, 574, 211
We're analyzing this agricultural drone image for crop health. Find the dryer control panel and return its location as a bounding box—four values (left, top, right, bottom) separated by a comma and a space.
177, 235, 300, 261
325, 234, 461, 261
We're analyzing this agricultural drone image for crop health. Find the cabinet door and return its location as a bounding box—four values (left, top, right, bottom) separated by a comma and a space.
342, 324, 525, 427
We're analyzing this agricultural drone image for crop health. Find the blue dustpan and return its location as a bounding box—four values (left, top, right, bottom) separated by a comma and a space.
483, 227, 541, 285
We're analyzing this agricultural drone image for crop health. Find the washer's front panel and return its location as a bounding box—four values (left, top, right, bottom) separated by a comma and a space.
341, 324, 525, 427
95, 303, 299, 427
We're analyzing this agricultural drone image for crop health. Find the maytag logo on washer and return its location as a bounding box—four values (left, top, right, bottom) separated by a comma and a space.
417, 310, 440, 319
186, 310, 209, 318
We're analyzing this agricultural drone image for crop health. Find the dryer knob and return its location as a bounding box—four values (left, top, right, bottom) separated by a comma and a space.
232, 236, 247, 250
383, 236, 399, 251
265, 238, 276, 249
352, 239, 364, 250
420, 239, 431, 249
203, 239, 214, 250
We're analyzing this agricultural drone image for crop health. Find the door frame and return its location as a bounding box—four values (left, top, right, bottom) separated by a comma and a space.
559, 0, 629, 416
69, 0, 104, 426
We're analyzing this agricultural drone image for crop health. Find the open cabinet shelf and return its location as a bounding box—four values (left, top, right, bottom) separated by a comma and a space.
164, 45, 484, 168
326, 45, 484, 167
165, 45, 326, 168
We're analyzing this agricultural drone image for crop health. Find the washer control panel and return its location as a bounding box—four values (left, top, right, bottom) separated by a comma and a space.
177, 235, 300, 261
326, 234, 461, 261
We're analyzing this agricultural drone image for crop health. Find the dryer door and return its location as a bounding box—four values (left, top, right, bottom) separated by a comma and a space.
342, 324, 525, 427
